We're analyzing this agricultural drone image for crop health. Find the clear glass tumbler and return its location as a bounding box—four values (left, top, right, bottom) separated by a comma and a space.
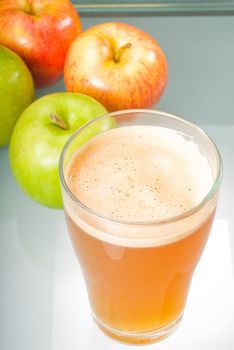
59, 110, 222, 345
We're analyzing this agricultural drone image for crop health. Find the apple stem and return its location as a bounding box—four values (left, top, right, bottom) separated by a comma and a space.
114, 43, 132, 62
25, 1, 35, 15
50, 114, 68, 130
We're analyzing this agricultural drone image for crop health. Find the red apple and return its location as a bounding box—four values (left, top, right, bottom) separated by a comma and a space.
0, 0, 82, 88
64, 22, 168, 112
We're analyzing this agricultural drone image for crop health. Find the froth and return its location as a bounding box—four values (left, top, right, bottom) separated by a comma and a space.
64, 125, 215, 247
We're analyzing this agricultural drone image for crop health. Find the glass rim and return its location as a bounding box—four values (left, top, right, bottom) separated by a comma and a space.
59, 109, 222, 226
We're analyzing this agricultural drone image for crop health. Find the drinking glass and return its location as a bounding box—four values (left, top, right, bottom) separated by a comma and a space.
59, 110, 222, 345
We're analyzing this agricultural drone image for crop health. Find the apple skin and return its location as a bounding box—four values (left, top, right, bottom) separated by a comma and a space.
64, 22, 168, 112
9, 92, 109, 209
0, 46, 34, 148
0, 0, 82, 89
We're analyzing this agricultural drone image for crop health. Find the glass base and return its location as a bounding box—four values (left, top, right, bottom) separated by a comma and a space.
93, 313, 183, 345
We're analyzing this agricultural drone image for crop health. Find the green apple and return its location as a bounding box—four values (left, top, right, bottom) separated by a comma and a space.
0, 46, 34, 147
9, 92, 109, 209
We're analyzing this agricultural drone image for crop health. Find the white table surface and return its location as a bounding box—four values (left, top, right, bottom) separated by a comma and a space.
1, 15, 234, 350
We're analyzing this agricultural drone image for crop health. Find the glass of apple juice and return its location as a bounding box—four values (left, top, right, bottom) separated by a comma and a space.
59, 109, 222, 345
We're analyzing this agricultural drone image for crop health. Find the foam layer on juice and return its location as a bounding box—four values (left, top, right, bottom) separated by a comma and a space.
64, 125, 215, 247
